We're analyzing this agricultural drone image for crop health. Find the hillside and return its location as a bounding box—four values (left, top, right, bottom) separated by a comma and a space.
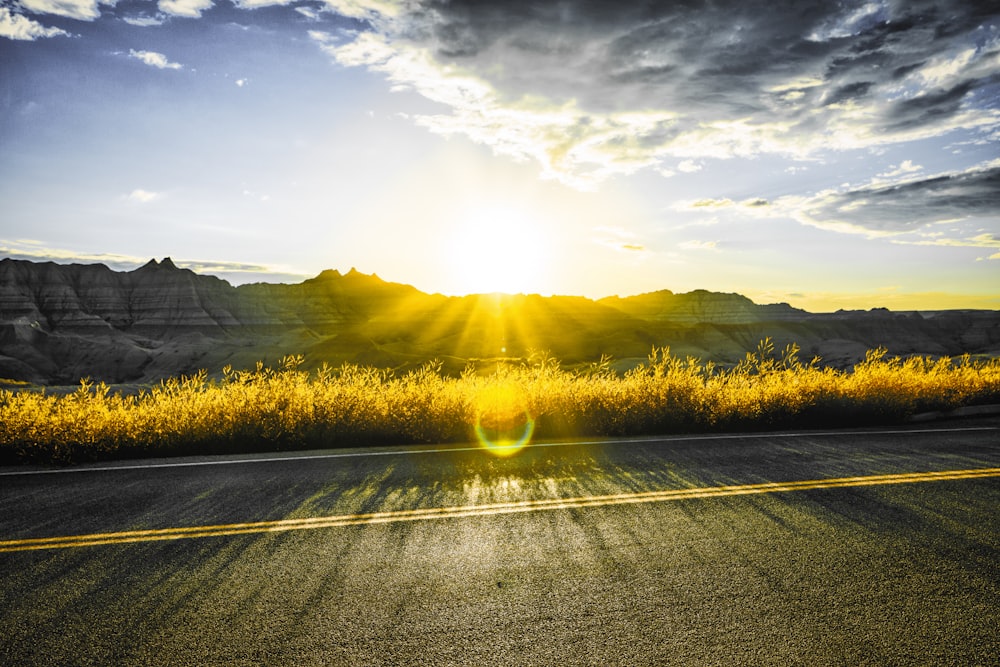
1, 257, 998, 385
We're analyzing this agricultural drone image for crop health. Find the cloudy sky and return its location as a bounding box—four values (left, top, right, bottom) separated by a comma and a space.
2, 0, 998, 310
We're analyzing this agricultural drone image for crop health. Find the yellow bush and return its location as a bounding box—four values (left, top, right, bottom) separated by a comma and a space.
0, 342, 997, 464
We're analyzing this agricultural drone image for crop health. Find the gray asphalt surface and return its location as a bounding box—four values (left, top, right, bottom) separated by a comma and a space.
1, 418, 998, 666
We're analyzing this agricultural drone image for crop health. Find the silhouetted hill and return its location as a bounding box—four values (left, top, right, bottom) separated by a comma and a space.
1, 258, 998, 385
598, 289, 807, 323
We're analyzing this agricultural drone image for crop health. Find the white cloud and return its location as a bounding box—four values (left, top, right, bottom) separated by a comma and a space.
316, 30, 682, 189
673, 197, 772, 215
807, 1, 886, 42
892, 233, 1000, 251
235, 78, 248, 87
592, 226, 648, 253
877, 160, 922, 179
0, 7, 71, 39
320, 0, 401, 20
127, 189, 160, 203
0, 240, 307, 279
677, 160, 702, 173
129, 49, 183, 70
295, 6, 320, 21
0, 241, 150, 266
16, 0, 112, 21
678, 240, 719, 251
676, 198, 733, 210
224, 0, 396, 18
309, 1, 1000, 189
716, 159, 1000, 240
158, 0, 213, 19
916, 47, 980, 88
232, 0, 296, 7
123, 14, 165, 26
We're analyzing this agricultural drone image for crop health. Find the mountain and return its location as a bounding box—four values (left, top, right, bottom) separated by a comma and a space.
597, 289, 807, 323
1, 257, 998, 386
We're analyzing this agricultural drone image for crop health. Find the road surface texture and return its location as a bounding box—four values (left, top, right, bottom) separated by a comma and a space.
1, 418, 998, 665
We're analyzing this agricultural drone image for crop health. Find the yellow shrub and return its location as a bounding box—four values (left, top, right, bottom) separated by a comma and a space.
1, 343, 997, 464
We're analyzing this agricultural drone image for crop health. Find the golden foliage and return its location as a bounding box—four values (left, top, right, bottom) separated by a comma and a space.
1, 343, 998, 463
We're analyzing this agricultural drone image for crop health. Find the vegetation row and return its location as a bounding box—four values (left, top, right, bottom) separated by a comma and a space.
2, 340, 999, 464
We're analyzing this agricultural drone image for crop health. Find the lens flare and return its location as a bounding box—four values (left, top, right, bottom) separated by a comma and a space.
473, 383, 535, 457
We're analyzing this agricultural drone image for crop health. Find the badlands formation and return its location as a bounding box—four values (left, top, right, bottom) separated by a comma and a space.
1, 258, 998, 386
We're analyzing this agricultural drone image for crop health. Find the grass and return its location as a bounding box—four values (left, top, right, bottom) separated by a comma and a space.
1, 340, 998, 464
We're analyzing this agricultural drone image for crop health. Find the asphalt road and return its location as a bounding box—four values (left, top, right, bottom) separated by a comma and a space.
1, 418, 998, 666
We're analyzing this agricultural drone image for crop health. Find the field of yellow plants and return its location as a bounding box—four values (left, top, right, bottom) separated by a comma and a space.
2, 341, 998, 464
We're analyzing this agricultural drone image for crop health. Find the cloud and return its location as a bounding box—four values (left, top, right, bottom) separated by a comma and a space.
128, 49, 183, 70
229, 0, 397, 19
675, 160, 999, 254
675, 197, 771, 212
295, 6, 320, 21
16, 0, 112, 21
233, 0, 298, 8
158, 0, 213, 19
895, 233, 1000, 251
593, 226, 647, 253
677, 160, 702, 173
312, 0, 1000, 188
778, 159, 1000, 235
123, 14, 166, 27
678, 240, 719, 251
174, 259, 283, 274
0, 240, 308, 281
15, 0, 995, 192
0, 241, 151, 267
320, 0, 401, 20
877, 160, 922, 179
0, 7, 71, 39
18, 0, 210, 21
686, 198, 734, 210
127, 189, 160, 202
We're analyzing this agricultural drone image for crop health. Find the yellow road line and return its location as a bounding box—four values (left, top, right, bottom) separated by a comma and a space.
2, 467, 998, 553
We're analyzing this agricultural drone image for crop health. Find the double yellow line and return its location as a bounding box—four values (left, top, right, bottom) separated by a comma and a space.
2, 467, 998, 553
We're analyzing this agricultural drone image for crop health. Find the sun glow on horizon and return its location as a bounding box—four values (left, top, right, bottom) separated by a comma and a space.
443, 206, 552, 296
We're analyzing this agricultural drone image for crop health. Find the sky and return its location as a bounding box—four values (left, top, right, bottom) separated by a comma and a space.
1, 0, 999, 311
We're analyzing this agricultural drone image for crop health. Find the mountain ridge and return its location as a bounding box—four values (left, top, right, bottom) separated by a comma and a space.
1, 257, 998, 385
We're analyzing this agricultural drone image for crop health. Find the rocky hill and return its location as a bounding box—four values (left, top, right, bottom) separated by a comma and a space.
1, 257, 998, 385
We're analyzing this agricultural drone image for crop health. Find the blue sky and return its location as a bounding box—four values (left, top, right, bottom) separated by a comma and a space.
2, 0, 998, 310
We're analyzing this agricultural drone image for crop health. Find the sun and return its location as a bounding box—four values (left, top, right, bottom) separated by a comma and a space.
445, 206, 551, 295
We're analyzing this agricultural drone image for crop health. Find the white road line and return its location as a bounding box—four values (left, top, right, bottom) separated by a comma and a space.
0, 425, 995, 477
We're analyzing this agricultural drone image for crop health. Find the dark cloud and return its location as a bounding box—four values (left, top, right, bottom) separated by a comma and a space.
892, 61, 925, 78
793, 164, 1000, 233
406, 0, 998, 132
318, 0, 999, 185
885, 79, 978, 130
823, 80, 874, 105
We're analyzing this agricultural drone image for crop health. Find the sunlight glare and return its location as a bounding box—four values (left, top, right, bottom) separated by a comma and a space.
474, 381, 535, 457
446, 206, 550, 295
